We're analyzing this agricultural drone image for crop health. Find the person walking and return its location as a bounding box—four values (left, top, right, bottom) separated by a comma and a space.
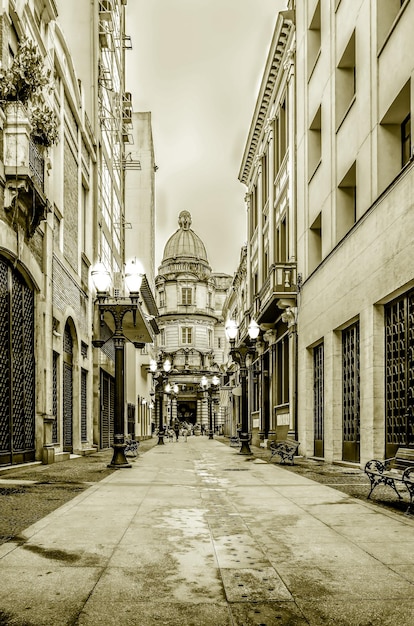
173, 421, 180, 441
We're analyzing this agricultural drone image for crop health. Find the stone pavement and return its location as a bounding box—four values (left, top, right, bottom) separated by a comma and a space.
0, 437, 413, 626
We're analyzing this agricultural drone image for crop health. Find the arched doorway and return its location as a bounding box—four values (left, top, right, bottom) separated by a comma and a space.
0, 258, 35, 466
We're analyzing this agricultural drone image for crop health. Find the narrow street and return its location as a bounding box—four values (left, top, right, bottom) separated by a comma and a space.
0, 437, 413, 626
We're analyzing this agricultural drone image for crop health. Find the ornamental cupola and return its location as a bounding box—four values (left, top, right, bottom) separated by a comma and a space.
158, 211, 211, 280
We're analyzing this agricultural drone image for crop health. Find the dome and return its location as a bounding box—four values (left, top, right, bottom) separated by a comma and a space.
162, 211, 209, 264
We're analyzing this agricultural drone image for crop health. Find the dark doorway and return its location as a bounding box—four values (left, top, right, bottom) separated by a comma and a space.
177, 401, 196, 424
0, 258, 35, 466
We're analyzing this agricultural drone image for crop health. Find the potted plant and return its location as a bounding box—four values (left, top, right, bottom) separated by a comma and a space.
30, 101, 59, 148
0, 37, 51, 105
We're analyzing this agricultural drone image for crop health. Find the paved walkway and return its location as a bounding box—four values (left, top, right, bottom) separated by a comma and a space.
0, 437, 413, 626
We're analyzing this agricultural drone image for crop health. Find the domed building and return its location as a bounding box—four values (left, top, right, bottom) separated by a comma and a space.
154, 211, 232, 431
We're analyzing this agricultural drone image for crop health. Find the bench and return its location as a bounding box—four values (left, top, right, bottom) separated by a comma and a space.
124, 439, 139, 457
269, 439, 300, 465
364, 447, 414, 514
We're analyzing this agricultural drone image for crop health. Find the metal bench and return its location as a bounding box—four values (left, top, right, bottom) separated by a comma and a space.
229, 436, 240, 448
269, 439, 300, 465
124, 439, 139, 457
365, 447, 414, 514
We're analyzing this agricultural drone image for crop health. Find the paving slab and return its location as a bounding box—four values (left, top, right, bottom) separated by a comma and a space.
0, 436, 413, 626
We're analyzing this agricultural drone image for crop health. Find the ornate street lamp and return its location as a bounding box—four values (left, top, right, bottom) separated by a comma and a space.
200, 375, 220, 439
150, 356, 172, 445
91, 259, 144, 468
165, 382, 179, 428
225, 318, 260, 455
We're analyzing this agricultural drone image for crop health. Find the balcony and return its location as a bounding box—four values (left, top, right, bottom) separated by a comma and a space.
253, 262, 297, 323
3, 102, 48, 237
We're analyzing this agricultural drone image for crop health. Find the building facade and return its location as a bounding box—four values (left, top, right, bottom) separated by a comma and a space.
0, 0, 156, 466
236, 8, 297, 447
295, 0, 414, 464
124, 111, 159, 440
154, 211, 232, 431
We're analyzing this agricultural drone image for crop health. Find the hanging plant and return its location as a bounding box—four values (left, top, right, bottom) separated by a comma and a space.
0, 37, 52, 105
30, 101, 59, 147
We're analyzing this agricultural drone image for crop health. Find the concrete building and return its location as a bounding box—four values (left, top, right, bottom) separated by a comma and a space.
295, 0, 414, 464
236, 8, 297, 448
124, 111, 159, 440
0, 0, 156, 466
154, 211, 232, 431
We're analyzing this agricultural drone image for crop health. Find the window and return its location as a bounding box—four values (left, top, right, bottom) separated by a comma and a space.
309, 213, 322, 272
250, 186, 258, 233
277, 217, 287, 263
276, 335, 289, 406
217, 338, 222, 349
181, 287, 192, 305
402, 114, 411, 167
262, 150, 268, 207
273, 99, 288, 176
308, 106, 322, 178
335, 31, 356, 127
208, 330, 212, 347
378, 80, 410, 192
159, 329, 165, 346
336, 162, 356, 241
159, 291, 166, 307
377, 0, 408, 51
307, 0, 321, 78
181, 327, 192, 344
208, 291, 213, 308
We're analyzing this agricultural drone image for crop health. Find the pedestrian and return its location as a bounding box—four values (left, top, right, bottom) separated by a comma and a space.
173, 421, 180, 441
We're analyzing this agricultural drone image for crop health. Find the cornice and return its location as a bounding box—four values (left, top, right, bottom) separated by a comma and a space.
238, 15, 294, 186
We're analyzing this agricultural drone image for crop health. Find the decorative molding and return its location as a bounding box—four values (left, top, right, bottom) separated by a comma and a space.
281, 306, 297, 329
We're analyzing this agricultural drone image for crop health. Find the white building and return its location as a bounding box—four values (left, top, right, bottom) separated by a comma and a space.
155, 211, 232, 430
295, 0, 414, 464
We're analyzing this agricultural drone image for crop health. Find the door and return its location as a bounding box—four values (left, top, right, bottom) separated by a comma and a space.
342, 323, 360, 462
0, 259, 35, 466
385, 293, 414, 457
313, 343, 324, 457
100, 370, 114, 449
63, 325, 73, 452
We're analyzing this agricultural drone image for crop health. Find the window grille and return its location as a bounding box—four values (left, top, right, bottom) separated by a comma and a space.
313, 342, 324, 456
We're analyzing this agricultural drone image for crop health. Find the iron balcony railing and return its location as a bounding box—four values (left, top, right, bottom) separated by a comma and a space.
29, 140, 45, 191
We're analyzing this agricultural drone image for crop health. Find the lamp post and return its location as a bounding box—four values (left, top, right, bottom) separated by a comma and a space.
150, 357, 172, 445
166, 382, 179, 428
200, 375, 220, 439
225, 318, 260, 455
91, 259, 144, 468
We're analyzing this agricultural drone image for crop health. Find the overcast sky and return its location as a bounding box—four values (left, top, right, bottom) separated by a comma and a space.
126, 0, 286, 275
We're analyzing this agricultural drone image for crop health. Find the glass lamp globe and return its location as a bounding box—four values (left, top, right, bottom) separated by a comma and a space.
163, 358, 171, 373
201, 375, 208, 388
248, 319, 260, 340
225, 319, 238, 340
173, 383, 179, 394
150, 359, 157, 373
165, 383, 171, 394
125, 258, 144, 294
212, 375, 220, 386
91, 262, 111, 293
